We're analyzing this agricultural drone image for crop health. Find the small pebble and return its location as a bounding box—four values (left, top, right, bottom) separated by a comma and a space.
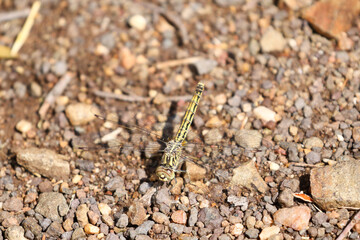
152, 212, 169, 225
253, 106, 277, 122
65, 103, 99, 126
171, 210, 187, 225
230, 223, 244, 236
30, 82, 42, 97
269, 162, 280, 171
128, 14, 147, 31
16, 120, 33, 134
72, 175, 83, 184
84, 223, 100, 234
259, 226, 281, 240
98, 203, 112, 216
52, 61, 67, 76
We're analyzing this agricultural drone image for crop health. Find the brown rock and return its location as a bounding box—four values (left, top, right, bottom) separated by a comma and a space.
170, 177, 183, 195
128, 201, 147, 225
24, 192, 37, 204
302, 0, 360, 39
16, 148, 70, 180
3, 197, 23, 212
279, 0, 312, 11
62, 218, 73, 232
120, 47, 136, 70
273, 206, 311, 231
186, 181, 209, 195
2, 217, 19, 228
185, 161, 206, 182
152, 212, 170, 225
205, 116, 223, 128
231, 160, 268, 193
310, 159, 360, 210
88, 210, 100, 225
352, 126, 360, 142
84, 223, 100, 234
65, 103, 98, 126
171, 210, 187, 225
76, 204, 89, 227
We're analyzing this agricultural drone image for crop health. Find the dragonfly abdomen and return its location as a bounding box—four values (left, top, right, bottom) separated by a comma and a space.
174, 82, 204, 143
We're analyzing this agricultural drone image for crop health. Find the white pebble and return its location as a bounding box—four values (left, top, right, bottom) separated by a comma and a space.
253, 106, 276, 122
337, 134, 344, 142
16, 120, 33, 134
128, 14, 147, 31
269, 162, 280, 171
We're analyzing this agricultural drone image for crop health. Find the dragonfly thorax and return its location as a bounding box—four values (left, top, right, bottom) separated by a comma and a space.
155, 140, 184, 182
164, 140, 182, 154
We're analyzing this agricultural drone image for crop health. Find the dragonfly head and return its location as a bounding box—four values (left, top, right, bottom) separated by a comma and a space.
156, 166, 175, 182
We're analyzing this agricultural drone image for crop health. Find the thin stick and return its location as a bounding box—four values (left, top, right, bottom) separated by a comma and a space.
94, 90, 150, 102
336, 210, 360, 240
0, 8, 30, 23
11, 1, 41, 56
290, 162, 323, 168
137, 2, 189, 45
93, 90, 192, 102
38, 73, 73, 118
155, 57, 203, 69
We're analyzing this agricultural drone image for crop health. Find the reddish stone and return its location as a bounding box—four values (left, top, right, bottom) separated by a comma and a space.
302, 0, 360, 39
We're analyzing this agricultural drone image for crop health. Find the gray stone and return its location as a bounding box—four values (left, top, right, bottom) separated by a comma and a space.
116, 214, 129, 228
311, 159, 360, 210
169, 223, 184, 235
16, 147, 70, 180
71, 228, 86, 239
135, 220, 154, 235
52, 61, 68, 76
278, 188, 294, 207
188, 207, 198, 226
192, 59, 218, 75
22, 217, 42, 238
105, 176, 124, 191
295, 98, 305, 110
235, 130, 262, 149
288, 146, 299, 162
3, 197, 23, 212
35, 192, 68, 222
13, 81, 27, 98
245, 228, 260, 238
204, 128, 223, 145
305, 151, 321, 164
312, 212, 328, 226
214, 0, 244, 7
198, 207, 223, 230
231, 160, 268, 193
260, 27, 287, 52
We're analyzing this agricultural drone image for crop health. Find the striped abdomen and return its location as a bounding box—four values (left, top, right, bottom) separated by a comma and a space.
174, 82, 204, 143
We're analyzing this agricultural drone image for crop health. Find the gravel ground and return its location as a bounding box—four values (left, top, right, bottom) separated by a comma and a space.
1, 0, 360, 240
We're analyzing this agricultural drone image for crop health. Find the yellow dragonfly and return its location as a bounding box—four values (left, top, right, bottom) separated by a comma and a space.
81, 82, 205, 184
76, 82, 253, 187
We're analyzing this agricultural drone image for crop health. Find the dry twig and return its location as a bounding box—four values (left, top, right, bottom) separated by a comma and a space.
38, 73, 73, 118
155, 56, 203, 69
93, 90, 192, 102
137, 2, 189, 45
11, 1, 41, 56
336, 210, 360, 240
94, 90, 150, 102
0, 8, 30, 23
290, 162, 323, 168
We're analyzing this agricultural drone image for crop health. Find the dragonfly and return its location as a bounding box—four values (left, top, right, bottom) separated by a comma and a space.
76, 82, 207, 184
76, 82, 262, 186
155, 82, 204, 182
